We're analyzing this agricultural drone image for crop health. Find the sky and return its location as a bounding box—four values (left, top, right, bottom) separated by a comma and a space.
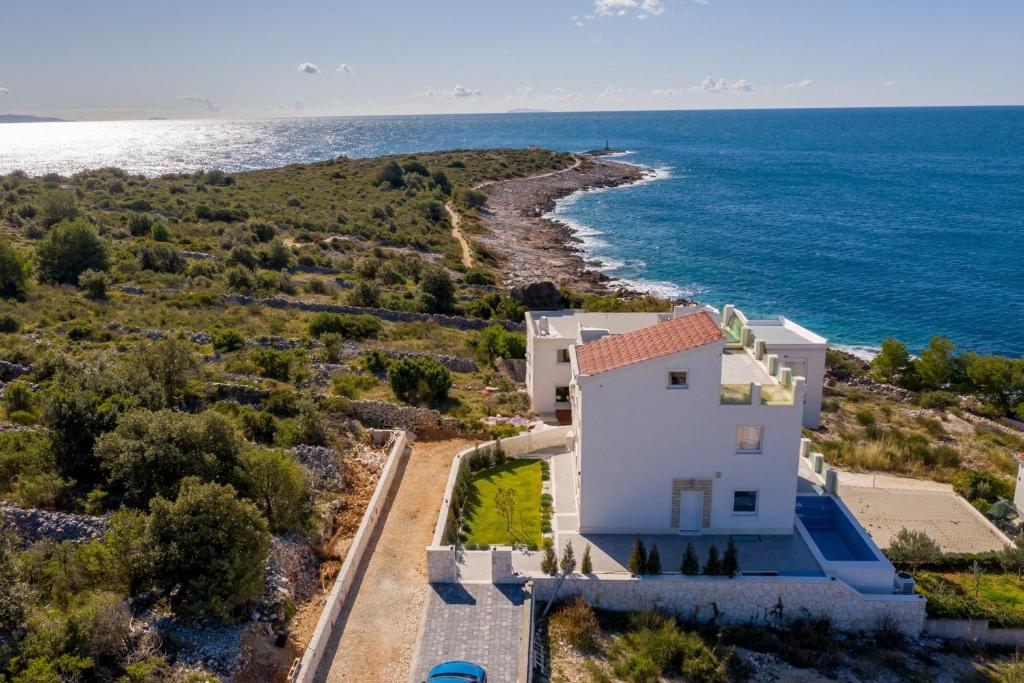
1, 0, 1022, 121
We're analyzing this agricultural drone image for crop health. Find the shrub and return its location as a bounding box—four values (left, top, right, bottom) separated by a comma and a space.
36, 219, 109, 284
581, 544, 593, 574
261, 238, 291, 270
146, 478, 270, 621
918, 390, 959, 410
308, 312, 382, 339
966, 354, 1024, 416
549, 598, 600, 654
251, 348, 303, 382
560, 540, 577, 575
150, 221, 171, 242
607, 613, 727, 683
475, 326, 526, 363
628, 538, 648, 575
128, 212, 152, 236
0, 241, 31, 298
703, 544, 723, 575
40, 189, 79, 227
78, 269, 111, 300
646, 544, 662, 575
235, 449, 309, 532
212, 327, 246, 352
373, 161, 405, 188
722, 538, 739, 577
362, 348, 391, 374
95, 409, 242, 508
0, 313, 21, 333
541, 542, 558, 576
332, 371, 378, 399
463, 267, 497, 286
138, 242, 186, 273
386, 356, 452, 405
347, 281, 381, 308
681, 542, 700, 575
871, 338, 917, 388
419, 267, 455, 313
461, 188, 487, 209
953, 469, 1013, 504
915, 336, 959, 390
886, 528, 943, 574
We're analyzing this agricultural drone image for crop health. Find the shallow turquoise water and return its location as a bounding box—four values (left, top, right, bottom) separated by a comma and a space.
2, 107, 1021, 356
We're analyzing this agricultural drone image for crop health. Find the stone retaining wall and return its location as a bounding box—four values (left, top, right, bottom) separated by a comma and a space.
348, 399, 459, 433
222, 293, 524, 332
1, 503, 109, 545
532, 574, 926, 635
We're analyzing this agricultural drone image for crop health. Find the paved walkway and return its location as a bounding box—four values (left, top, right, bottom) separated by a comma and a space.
410, 583, 528, 683
314, 439, 475, 683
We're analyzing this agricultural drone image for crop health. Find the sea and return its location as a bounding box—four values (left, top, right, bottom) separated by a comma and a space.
2, 107, 1022, 358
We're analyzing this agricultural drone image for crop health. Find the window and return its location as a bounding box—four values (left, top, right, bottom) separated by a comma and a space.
736, 426, 763, 453
667, 370, 688, 389
733, 490, 758, 514
555, 386, 570, 403
556, 348, 571, 364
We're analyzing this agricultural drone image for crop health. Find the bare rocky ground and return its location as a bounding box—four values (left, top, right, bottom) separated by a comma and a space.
477, 156, 649, 293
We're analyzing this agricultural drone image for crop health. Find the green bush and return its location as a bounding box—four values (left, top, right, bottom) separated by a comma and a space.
332, 371, 378, 399
137, 242, 186, 273
95, 409, 242, 508
918, 390, 959, 410
475, 326, 526, 363
362, 349, 391, 373
146, 478, 270, 621
78, 269, 111, 300
0, 241, 31, 298
212, 327, 246, 352
0, 313, 21, 333
150, 221, 171, 242
39, 189, 79, 227
308, 312, 382, 339
419, 268, 455, 313
36, 219, 109, 284
549, 598, 600, 654
463, 268, 497, 286
953, 468, 1013, 504
386, 356, 452, 405
235, 449, 309, 532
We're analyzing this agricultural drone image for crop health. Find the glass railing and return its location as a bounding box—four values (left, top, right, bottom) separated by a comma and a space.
760, 384, 795, 405
720, 384, 752, 405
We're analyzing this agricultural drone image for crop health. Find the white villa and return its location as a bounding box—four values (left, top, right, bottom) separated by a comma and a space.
527, 304, 826, 536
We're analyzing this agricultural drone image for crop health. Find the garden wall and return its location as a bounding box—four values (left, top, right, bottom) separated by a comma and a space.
532, 574, 926, 635
924, 619, 1024, 646
289, 431, 410, 683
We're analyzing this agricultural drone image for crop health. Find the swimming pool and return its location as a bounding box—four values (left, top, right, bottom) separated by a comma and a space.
795, 496, 876, 562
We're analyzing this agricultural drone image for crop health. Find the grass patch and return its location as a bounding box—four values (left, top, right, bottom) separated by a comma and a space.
917, 571, 1024, 627
462, 458, 541, 546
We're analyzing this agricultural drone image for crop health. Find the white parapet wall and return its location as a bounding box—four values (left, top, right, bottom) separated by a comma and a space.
426, 426, 572, 581
290, 431, 411, 683
532, 574, 926, 635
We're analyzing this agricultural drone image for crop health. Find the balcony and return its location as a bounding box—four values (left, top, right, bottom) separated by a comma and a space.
720, 383, 752, 405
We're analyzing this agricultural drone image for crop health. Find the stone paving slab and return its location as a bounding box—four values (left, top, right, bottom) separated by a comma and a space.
840, 485, 1009, 553
410, 583, 526, 683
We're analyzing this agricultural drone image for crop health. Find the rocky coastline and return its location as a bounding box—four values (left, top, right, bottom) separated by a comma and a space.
477, 154, 654, 295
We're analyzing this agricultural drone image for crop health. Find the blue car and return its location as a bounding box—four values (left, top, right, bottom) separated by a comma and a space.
426, 660, 487, 682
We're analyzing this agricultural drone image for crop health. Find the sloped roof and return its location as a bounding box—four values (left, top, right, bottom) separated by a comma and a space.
575, 312, 724, 375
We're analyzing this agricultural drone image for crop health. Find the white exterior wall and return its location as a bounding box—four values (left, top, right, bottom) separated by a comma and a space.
526, 332, 574, 415
769, 343, 826, 429
1015, 460, 1024, 516
575, 341, 804, 535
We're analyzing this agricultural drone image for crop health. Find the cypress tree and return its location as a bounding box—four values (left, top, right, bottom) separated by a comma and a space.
646, 543, 662, 575
723, 538, 740, 578
703, 543, 722, 576
627, 538, 647, 575
560, 540, 577, 575
541, 542, 558, 576
580, 544, 593, 574
681, 542, 700, 575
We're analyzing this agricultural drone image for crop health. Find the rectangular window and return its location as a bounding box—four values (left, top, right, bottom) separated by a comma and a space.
733, 490, 758, 514
667, 370, 688, 388
556, 348, 571, 364
555, 386, 570, 403
736, 426, 764, 453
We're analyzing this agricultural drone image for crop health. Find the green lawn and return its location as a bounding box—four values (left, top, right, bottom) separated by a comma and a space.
917, 571, 1024, 626
463, 458, 542, 547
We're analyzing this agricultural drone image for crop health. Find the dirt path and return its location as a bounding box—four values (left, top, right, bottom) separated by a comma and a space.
314, 438, 475, 683
445, 202, 474, 268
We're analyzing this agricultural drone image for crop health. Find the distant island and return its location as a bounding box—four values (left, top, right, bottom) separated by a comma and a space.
0, 114, 66, 124
506, 108, 550, 114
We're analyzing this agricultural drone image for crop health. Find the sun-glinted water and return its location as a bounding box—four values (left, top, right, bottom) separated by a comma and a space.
1, 107, 1021, 357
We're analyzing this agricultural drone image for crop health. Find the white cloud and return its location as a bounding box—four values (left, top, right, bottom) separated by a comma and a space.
593, 0, 664, 18
177, 94, 217, 112
695, 76, 753, 94
502, 86, 580, 105
883, 80, 897, 87
425, 85, 484, 98
0, 87, 10, 97
782, 79, 812, 89
336, 63, 353, 74
551, 87, 580, 101
297, 62, 319, 74
599, 86, 630, 100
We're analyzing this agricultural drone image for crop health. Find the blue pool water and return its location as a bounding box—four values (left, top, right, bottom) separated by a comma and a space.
2, 107, 1021, 356
795, 496, 876, 562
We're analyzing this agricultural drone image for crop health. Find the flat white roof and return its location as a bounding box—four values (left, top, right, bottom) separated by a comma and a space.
721, 350, 777, 385
529, 310, 664, 340
746, 317, 827, 346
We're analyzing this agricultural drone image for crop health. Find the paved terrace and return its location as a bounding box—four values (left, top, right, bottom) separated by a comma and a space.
529, 450, 825, 577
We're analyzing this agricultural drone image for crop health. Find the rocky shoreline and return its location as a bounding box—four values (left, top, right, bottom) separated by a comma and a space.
477, 155, 653, 294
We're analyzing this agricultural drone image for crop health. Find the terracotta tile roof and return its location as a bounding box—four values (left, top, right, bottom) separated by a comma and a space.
575, 312, 724, 375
